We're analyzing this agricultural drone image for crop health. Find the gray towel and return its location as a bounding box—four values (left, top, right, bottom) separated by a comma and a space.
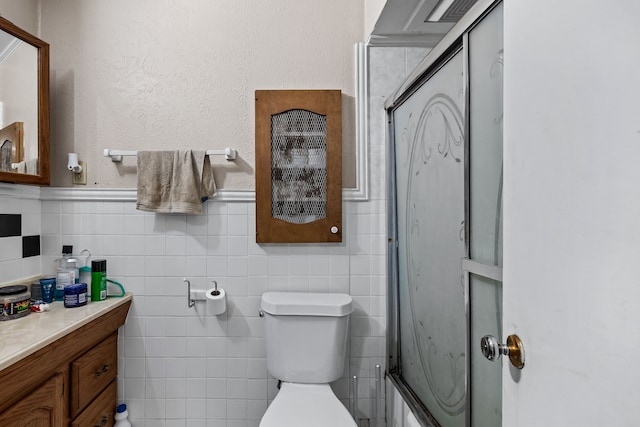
136, 150, 216, 214
1, 140, 12, 172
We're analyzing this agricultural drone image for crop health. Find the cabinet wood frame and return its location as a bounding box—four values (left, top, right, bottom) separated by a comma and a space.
255, 89, 342, 243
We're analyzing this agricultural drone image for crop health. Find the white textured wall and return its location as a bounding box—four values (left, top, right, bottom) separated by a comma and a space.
39, 0, 364, 188
0, 0, 39, 35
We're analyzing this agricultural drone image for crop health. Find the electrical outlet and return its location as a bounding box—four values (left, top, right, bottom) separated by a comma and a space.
73, 160, 87, 185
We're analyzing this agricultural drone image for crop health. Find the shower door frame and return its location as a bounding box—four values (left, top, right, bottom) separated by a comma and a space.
385, 0, 503, 426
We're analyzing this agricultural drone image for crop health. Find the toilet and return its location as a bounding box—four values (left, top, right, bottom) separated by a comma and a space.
259, 291, 357, 427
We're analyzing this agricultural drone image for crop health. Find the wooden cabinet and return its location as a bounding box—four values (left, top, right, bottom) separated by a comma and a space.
0, 301, 130, 426
71, 381, 116, 427
0, 373, 64, 427
70, 333, 117, 417
255, 90, 342, 243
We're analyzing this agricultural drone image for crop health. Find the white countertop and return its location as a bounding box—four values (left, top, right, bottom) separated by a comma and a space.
0, 294, 133, 371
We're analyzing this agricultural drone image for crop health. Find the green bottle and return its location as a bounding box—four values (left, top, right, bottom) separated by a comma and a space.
91, 259, 107, 301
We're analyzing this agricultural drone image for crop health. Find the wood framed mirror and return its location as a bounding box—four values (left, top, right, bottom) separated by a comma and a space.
0, 16, 49, 185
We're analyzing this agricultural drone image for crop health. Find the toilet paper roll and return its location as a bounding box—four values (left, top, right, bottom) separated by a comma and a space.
206, 287, 226, 315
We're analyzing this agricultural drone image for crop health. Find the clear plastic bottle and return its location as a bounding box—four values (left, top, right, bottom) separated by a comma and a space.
79, 249, 92, 298
114, 404, 132, 427
55, 246, 78, 301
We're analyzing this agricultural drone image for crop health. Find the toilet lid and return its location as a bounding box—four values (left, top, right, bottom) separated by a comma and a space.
260, 383, 357, 427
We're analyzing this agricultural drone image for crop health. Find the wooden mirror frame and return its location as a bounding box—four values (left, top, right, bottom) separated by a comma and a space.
0, 16, 50, 185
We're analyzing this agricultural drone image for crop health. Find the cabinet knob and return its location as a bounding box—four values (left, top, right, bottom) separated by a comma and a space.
95, 363, 112, 377
95, 415, 109, 426
330, 226, 339, 234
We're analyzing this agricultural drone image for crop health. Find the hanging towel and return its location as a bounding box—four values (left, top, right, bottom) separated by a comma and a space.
0, 140, 12, 172
13, 158, 38, 174
136, 150, 216, 214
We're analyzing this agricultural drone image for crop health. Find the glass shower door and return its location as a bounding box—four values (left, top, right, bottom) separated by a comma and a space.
388, 3, 504, 426
468, 3, 504, 426
393, 50, 466, 427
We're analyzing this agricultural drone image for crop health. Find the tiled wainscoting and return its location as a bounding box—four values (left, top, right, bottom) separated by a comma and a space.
39, 197, 386, 427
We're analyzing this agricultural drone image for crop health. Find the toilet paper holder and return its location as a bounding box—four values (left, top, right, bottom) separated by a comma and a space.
185, 278, 197, 308
184, 278, 217, 308
184, 278, 225, 315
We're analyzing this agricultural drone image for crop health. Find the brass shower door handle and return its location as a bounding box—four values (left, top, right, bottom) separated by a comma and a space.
480, 334, 525, 369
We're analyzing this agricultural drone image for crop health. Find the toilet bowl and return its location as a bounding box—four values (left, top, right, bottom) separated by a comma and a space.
259, 383, 356, 427
259, 292, 356, 427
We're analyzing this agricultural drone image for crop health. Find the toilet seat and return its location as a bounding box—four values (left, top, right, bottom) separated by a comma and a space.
259, 382, 357, 427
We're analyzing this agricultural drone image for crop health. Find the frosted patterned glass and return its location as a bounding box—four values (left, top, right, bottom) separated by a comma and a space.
469, 2, 504, 267
469, 4, 504, 427
470, 274, 502, 426
393, 51, 466, 427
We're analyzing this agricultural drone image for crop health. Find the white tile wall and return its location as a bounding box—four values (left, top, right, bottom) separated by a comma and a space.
38, 198, 386, 427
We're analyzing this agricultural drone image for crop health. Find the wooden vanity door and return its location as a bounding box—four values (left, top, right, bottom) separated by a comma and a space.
0, 373, 65, 426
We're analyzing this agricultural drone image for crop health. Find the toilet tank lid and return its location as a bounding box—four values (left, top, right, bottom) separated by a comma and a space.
261, 292, 353, 317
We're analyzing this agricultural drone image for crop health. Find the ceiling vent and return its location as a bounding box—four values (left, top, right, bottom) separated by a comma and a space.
429, 0, 478, 22
370, 0, 479, 47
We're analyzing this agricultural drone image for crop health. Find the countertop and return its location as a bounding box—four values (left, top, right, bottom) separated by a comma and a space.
0, 294, 133, 371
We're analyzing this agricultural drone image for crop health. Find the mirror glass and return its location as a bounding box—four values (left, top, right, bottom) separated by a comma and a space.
0, 17, 49, 185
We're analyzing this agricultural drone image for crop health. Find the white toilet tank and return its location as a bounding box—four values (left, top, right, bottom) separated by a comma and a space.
261, 292, 353, 383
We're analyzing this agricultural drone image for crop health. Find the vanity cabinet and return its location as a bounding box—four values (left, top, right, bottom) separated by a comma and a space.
255, 90, 342, 243
0, 300, 130, 426
0, 373, 64, 426
70, 333, 118, 418
71, 381, 117, 427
